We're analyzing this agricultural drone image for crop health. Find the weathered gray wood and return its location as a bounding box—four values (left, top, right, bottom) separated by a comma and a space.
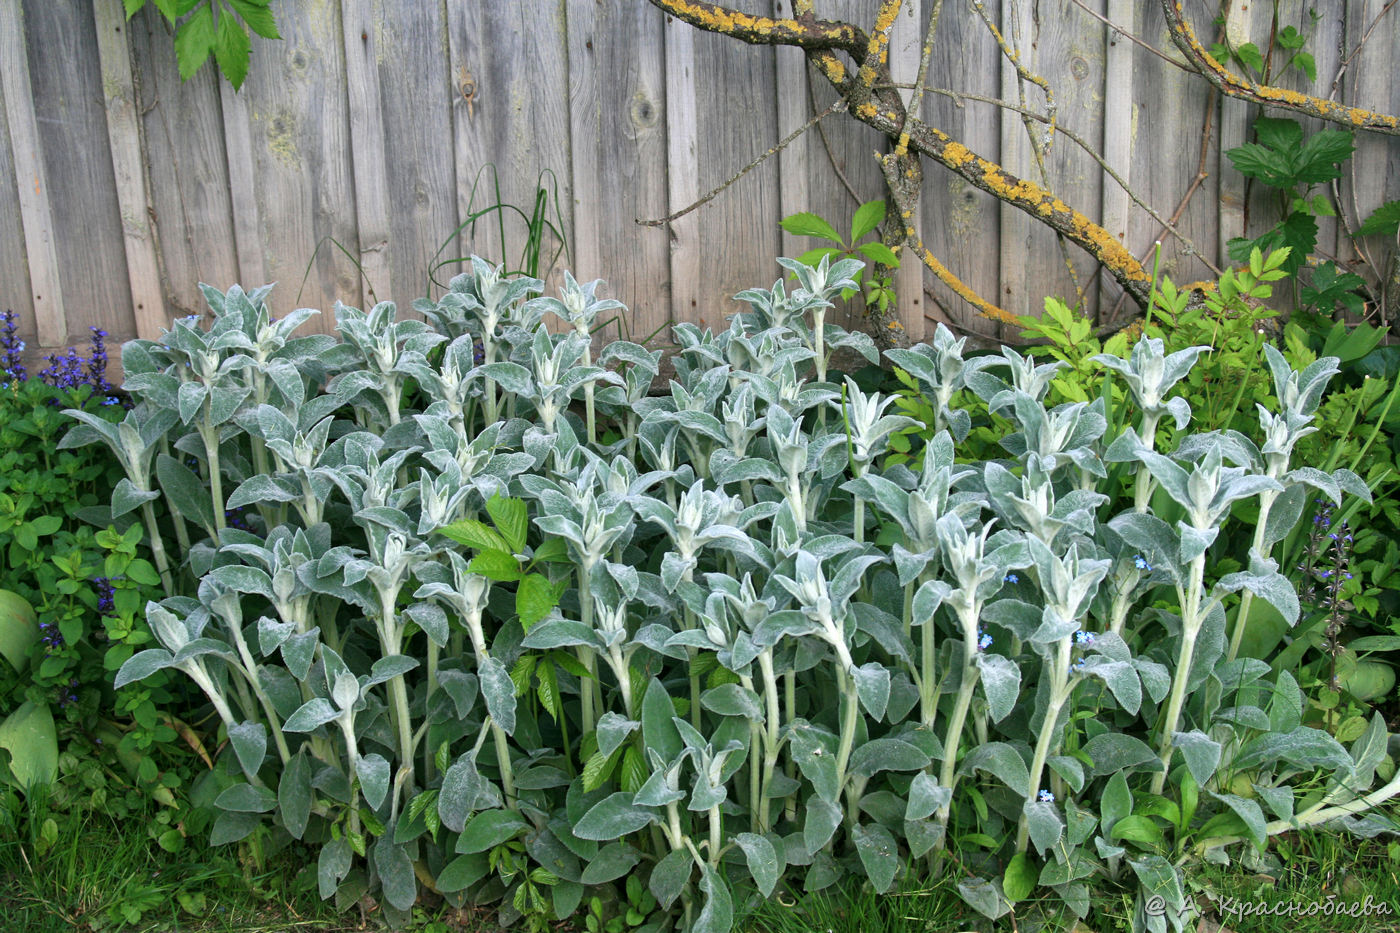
1101, 0, 1136, 321
1120, 0, 1216, 293
6, 0, 1400, 345
774, 0, 813, 289
888, 0, 926, 337
566, 0, 670, 345
920, 0, 1004, 342
2, 0, 67, 346
1215, 0, 1253, 266
446, 1, 572, 294
1340, 0, 1398, 282
665, 15, 702, 330
370, 3, 455, 309
340, 0, 395, 307
21, 0, 135, 343
0, 35, 35, 341
219, 82, 268, 294
126, 5, 240, 327
233, 0, 360, 328
691, 11, 783, 330
93, 0, 166, 340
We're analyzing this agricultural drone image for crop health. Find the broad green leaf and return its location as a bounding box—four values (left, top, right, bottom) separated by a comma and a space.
849, 737, 930, 776
436, 518, 511, 552
734, 832, 779, 897
1003, 851, 1037, 903
579, 841, 641, 885
456, 808, 530, 853
436, 852, 490, 892
278, 750, 313, 839
515, 574, 556, 630
373, 837, 417, 911
174, 7, 218, 82
1172, 731, 1221, 786
1083, 732, 1160, 776
356, 753, 390, 810
649, 847, 692, 908
1355, 199, 1400, 237
573, 792, 657, 841
852, 822, 898, 893
957, 876, 1011, 920
0, 590, 38, 673
479, 656, 517, 735
0, 701, 57, 789
780, 212, 843, 244
960, 742, 1030, 796
228, 720, 266, 778
694, 865, 733, 933
485, 493, 530, 552
850, 201, 886, 242
1024, 799, 1064, 854
215, 782, 277, 813
803, 796, 842, 853
641, 679, 683, 763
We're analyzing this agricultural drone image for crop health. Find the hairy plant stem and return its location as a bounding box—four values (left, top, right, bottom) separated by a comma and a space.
784, 670, 797, 823
225, 619, 293, 764
1152, 550, 1208, 795
1016, 640, 1072, 853
377, 596, 418, 813
1133, 411, 1161, 512
464, 604, 517, 804
199, 404, 226, 534
138, 499, 174, 593
935, 605, 981, 829
157, 436, 193, 555
755, 652, 783, 832
1226, 488, 1277, 662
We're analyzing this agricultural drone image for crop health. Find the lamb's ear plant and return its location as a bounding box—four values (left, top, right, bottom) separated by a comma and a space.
91, 254, 1395, 933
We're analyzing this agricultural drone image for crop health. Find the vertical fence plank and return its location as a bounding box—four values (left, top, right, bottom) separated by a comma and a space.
665, 16, 701, 329
691, 18, 782, 328
0, 42, 35, 338
232, 0, 361, 327
340, 0, 395, 307
447, 1, 572, 292
996, 0, 1033, 327
1100, 0, 1135, 321
889, 0, 925, 337
774, 0, 812, 269
127, 6, 239, 325
921, 0, 1003, 342
1340, 0, 1398, 299
373, 4, 455, 309
19, 0, 134, 344
567, 0, 670, 344
93, 0, 165, 339
1, 1, 68, 346
219, 85, 268, 292
1216, 0, 1253, 265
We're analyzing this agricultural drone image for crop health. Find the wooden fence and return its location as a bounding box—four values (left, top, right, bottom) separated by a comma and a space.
1, 0, 1397, 359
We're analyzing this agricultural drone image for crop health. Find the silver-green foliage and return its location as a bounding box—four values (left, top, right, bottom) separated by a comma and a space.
83, 260, 1391, 932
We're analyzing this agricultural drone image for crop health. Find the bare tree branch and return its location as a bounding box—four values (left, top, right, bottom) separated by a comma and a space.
647, 0, 1155, 319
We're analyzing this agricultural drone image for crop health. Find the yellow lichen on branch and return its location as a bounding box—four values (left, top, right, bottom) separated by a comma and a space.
1159, 0, 1400, 135
856, 0, 903, 90
651, 0, 863, 52
906, 231, 1019, 326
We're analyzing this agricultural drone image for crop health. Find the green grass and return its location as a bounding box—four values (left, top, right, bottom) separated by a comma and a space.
0, 796, 352, 932
7, 792, 1400, 933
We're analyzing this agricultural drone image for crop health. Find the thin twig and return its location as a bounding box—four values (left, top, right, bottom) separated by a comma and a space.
1328, 0, 1399, 101
1067, 0, 1192, 72
895, 0, 946, 157
971, 0, 1086, 312
807, 75, 864, 206
637, 100, 844, 226
879, 83, 1220, 277
1106, 73, 1219, 322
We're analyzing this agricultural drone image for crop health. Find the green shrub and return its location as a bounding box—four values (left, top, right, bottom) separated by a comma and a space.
93, 261, 1389, 933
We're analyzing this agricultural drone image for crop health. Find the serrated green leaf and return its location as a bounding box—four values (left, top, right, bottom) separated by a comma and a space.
212, 8, 251, 89
485, 493, 529, 553
850, 201, 886, 242
780, 212, 843, 244
173, 6, 216, 81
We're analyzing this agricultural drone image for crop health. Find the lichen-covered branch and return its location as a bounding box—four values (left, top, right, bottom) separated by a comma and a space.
649, 0, 863, 53
1159, 0, 1400, 135
646, 0, 1155, 316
